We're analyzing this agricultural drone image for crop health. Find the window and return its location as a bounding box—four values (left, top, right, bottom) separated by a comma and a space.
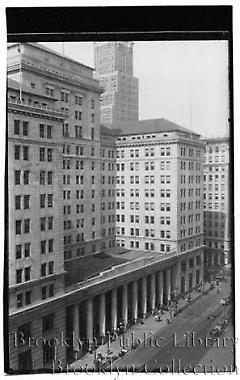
16, 245, 22, 259
48, 261, 54, 275
47, 148, 53, 162
41, 240, 47, 254
24, 170, 29, 185
48, 194, 53, 207
16, 220, 21, 235
24, 195, 30, 209
40, 171, 45, 185
48, 217, 53, 230
39, 124, 45, 138
42, 313, 54, 332
42, 286, 47, 300
47, 125, 52, 139
15, 195, 21, 210
23, 121, 28, 136
49, 284, 54, 297
23, 292, 30, 307
75, 95, 82, 105
48, 239, 54, 253
23, 146, 29, 161
14, 120, 20, 135
24, 267, 31, 282
15, 170, 21, 185
40, 194, 46, 208
16, 269, 22, 284
61, 91, 69, 102
15, 145, 20, 160
17, 293, 23, 308
40, 147, 45, 161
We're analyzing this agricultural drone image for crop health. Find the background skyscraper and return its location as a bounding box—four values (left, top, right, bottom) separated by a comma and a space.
94, 42, 139, 126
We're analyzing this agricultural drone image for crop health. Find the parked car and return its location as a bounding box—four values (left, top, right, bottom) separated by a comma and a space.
220, 296, 232, 305
209, 325, 222, 338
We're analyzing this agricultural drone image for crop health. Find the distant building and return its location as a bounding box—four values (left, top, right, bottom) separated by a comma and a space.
94, 42, 139, 126
203, 137, 231, 269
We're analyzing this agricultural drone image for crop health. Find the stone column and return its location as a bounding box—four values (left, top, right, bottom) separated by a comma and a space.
157, 271, 163, 306
73, 303, 79, 352
86, 298, 93, 340
111, 289, 117, 331
150, 273, 156, 312
132, 280, 138, 322
211, 253, 215, 267
99, 293, 106, 337
122, 284, 128, 325
166, 268, 171, 302
192, 258, 196, 289
141, 277, 147, 318
217, 253, 221, 266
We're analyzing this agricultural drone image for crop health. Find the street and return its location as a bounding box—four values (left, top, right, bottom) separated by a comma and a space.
113, 279, 234, 373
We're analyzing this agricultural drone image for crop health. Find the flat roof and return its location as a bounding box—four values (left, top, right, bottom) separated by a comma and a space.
8, 42, 95, 72
65, 252, 127, 287
65, 249, 166, 287
202, 136, 229, 143
114, 118, 200, 136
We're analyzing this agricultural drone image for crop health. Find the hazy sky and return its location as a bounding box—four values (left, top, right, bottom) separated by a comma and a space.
41, 41, 229, 138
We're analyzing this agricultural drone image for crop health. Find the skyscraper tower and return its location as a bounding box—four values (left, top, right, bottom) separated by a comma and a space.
94, 42, 139, 127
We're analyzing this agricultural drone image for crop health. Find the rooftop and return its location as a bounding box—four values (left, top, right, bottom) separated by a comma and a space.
114, 118, 200, 136
65, 249, 168, 287
65, 251, 127, 287
100, 124, 122, 136
8, 42, 95, 72
202, 136, 229, 143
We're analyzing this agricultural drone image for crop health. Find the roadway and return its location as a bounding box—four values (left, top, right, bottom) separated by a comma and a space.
113, 279, 234, 373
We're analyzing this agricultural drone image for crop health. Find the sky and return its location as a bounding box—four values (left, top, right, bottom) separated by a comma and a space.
41, 41, 229, 138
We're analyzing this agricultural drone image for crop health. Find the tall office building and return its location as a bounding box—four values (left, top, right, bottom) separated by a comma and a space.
94, 42, 139, 126
114, 119, 205, 293
203, 137, 231, 269
7, 42, 103, 370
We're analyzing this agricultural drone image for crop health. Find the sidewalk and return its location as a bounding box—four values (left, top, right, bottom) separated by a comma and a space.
69, 283, 212, 370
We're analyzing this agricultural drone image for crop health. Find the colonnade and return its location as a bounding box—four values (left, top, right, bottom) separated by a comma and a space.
71, 256, 203, 355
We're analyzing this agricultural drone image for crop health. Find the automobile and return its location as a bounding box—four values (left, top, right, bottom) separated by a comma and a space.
207, 314, 217, 320
220, 297, 232, 305
209, 325, 223, 338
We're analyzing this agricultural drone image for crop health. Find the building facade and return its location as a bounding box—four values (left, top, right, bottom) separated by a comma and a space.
94, 42, 139, 126
7, 42, 103, 371
203, 137, 230, 270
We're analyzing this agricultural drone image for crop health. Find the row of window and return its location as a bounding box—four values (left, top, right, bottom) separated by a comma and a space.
63, 144, 96, 156
180, 147, 201, 158
180, 161, 201, 171
117, 146, 171, 159
203, 202, 226, 210
180, 201, 201, 210
14, 145, 53, 162
180, 175, 201, 184
180, 226, 201, 237
17, 263, 53, 287
125, 161, 171, 171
